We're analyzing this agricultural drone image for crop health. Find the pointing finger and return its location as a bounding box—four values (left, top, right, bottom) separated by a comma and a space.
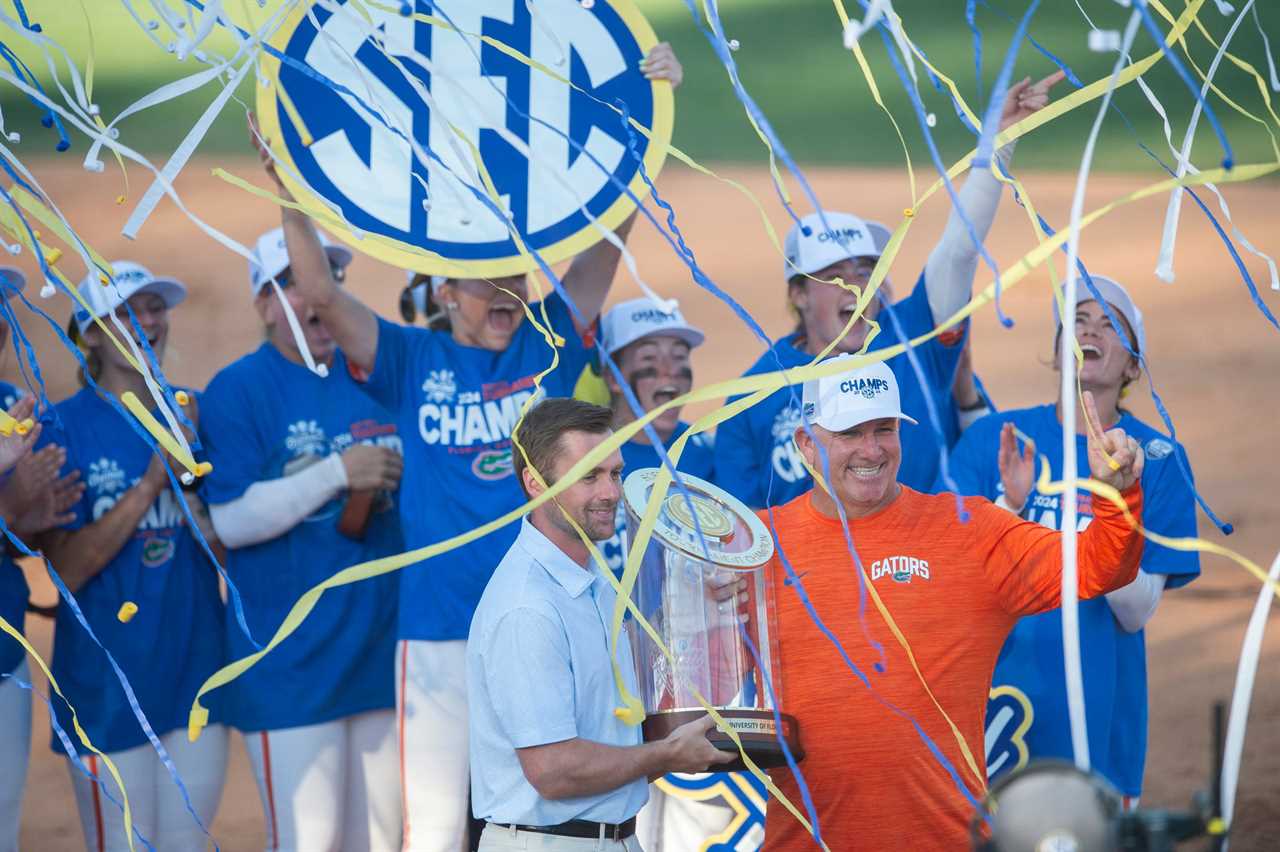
1034, 69, 1068, 94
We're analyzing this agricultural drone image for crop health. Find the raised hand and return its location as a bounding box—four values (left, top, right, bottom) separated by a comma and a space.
1083, 391, 1143, 491
641, 42, 683, 89
999, 70, 1068, 131
248, 112, 294, 201
997, 422, 1035, 513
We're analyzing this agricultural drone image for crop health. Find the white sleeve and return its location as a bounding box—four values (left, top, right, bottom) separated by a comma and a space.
209, 453, 348, 550
1106, 571, 1167, 633
956, 402, 993, 432
924, 142, 1016, 323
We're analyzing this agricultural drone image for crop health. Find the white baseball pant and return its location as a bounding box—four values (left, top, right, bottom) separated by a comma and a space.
396, 639, 471, 852
67, 723, 228, 852
0, 660, 32, 852
244, 708, 401, 852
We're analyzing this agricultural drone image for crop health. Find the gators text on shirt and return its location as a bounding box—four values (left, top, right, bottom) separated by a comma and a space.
762, 485, 1143, 852
945, 404, 1199, 796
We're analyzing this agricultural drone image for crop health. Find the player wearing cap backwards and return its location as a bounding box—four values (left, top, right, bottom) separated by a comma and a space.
0, 267, 87, 852
35, 263, 227, 852
249, 40, 682, 852
199, 229, 405, 850
761, 355, 1146, 851
715, 72, 1065, 509
944, 276, 1199, 808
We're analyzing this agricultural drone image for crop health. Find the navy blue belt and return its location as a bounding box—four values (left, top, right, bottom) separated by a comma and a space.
493, 818, 637, 841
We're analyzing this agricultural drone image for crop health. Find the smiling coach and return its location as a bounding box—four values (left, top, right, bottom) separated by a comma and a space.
760, 356, 1147, 851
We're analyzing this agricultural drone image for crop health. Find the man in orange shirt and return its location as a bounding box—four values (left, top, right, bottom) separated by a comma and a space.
762, 356, 1145, 851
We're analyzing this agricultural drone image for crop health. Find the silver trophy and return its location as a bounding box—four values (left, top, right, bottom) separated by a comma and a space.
621, 468, 803, 769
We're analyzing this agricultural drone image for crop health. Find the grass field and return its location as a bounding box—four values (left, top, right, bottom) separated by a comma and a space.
0, 0, 1277, 170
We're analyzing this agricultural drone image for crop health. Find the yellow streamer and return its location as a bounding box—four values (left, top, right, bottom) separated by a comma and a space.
0, 615, 137, 851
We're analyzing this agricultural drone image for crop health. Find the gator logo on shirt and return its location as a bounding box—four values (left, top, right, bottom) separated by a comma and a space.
88, 458, 127, 494
285, 420, 327, 455
472, 448, 514, 481
1145, 438, 1174, 460
985, 685, 1034, 780
870, 555, 930, 584
141, 536, 176, 568
422, 369, 457, 404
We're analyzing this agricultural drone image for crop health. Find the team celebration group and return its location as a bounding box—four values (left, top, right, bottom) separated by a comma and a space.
0, 46, 1202, 852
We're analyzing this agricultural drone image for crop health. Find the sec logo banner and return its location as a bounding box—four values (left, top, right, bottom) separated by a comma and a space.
256, 0, 674, 277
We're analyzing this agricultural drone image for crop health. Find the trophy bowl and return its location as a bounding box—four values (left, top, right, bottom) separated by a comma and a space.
622, 468, 804, 771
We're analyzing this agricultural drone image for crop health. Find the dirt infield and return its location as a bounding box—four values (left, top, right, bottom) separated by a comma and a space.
8, 156, 1279, 850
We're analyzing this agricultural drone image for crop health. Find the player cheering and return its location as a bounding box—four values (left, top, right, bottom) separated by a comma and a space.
761, 356, 1146, 851
199, 228, 405, 850
597, 296, 712, 576
946, 276, 1198, 806
37, 263, 227, 852
250, 40, 682, 852
715, 72, 1065, 509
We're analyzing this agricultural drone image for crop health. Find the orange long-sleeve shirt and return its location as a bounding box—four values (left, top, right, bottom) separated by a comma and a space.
762, 483, 1143, 851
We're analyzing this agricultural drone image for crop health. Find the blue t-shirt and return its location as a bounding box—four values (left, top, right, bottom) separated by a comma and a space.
0, 380, 28, 676
362, 295, 593, 641
714, 273, 966, 509
945, 404, 1200, 795
199, 344, 402, 732
41, 388, 225, 754
602, 422, 715, 577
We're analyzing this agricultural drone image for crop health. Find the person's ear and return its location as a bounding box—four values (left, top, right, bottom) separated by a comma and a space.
253, 289, 274, 324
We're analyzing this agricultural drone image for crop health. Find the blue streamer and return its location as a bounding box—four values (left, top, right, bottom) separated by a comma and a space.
1, 670, 158, 852
764, 508, 985, 816
0, 41, 70, 150
965, 0, 985, 108
737, 617, 821, 846
1133, 0, 1234, 169
973, 0, 1039, 173
0, 521, 217, 851
0, 181, 259, 643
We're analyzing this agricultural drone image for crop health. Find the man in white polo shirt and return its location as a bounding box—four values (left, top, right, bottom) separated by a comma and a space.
467, 397, 735, 851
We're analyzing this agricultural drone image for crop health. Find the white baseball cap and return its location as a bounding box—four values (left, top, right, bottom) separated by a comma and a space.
601, 296, 705, 355
0, 267, 27, 297
72, 261, 188, 333
801, 357, 918, 433
783, 211, 891, 281
249, 226, 354, 296
1053, 274, 1146, 355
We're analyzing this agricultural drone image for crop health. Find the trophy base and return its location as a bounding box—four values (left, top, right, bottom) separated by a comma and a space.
642, 708, 804, 771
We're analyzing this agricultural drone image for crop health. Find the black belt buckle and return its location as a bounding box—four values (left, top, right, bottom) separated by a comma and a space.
500, 818, 636, 841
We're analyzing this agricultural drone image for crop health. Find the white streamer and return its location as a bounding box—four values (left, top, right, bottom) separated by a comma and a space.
1058, 7, 1144, 773
1155, 0, 1253, 284
1220, 547, 1280, 850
